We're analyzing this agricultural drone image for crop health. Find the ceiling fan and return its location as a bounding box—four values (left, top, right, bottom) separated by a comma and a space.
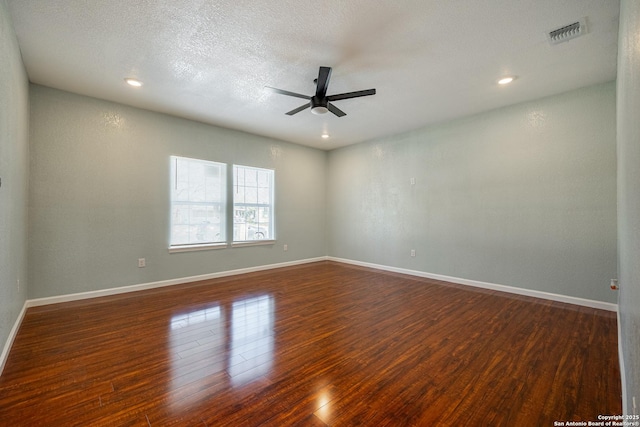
266, 66, 376, 117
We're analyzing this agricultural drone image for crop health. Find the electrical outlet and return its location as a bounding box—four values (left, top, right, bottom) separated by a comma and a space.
633, 396, 637, 416
410, 177, 416, 185
138, 258, 146, 268
283, 244, 288, 251
410, 249, 416, 257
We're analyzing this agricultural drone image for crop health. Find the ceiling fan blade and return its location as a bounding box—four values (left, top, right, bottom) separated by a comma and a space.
327, 88, 376, 102
327, 102, 346, 117
265, 86, 310, 100
315, 67, 332, 98
285, 103, 311, 115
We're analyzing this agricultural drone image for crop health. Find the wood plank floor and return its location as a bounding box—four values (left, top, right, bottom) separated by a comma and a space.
0, 261, 621, 426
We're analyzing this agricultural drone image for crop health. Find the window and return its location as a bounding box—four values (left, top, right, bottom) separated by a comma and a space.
233, 165, 275, 242
170, 156, 226, 247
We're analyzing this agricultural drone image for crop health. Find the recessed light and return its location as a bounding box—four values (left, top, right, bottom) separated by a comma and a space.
124, 78, 143, 87
498, 76, 516, 85
321, 134, 330, 139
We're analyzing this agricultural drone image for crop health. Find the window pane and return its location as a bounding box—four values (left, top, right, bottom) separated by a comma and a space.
236, 167, 245, 186
258, 187, 270, 204
257, 170, 270, 188
235, 188, 245, 204
246, 169, 258, 186
170, 156, 226, 246
246, 186, 258, 204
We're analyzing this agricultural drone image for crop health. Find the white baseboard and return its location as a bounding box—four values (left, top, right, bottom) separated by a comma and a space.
25, 255, 618, 311
26, 257, 328, 308
3, 255, 618, 377
328, 257, 618, 312
0, 301, 28, 376
1, 257, 325, 376
25, 256, 618, 312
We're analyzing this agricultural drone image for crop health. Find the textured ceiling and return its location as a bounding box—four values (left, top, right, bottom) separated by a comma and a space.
7, 0, 620, 150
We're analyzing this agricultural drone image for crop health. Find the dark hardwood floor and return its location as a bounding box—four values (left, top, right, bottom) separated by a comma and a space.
0, 261, 621, 426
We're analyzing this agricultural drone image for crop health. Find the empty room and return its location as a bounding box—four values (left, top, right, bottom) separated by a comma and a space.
1, 0, 639, 426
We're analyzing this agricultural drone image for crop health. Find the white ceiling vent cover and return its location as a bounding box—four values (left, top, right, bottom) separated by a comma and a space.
547, 18, 588, 45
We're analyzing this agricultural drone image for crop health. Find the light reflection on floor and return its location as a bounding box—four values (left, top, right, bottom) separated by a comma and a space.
170, 306, 222, 331
168, 294, 274, 410
315, 386, 332, 422
229, 295, 274, 386
169, 304, 225, 412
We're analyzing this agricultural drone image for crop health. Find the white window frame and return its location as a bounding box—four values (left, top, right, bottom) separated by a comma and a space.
232, 164, 275, 246
169, 156, 227, 252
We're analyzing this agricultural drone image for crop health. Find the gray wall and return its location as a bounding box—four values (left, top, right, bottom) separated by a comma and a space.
28, 85, 327, 299
617, 0, 640, 415
0, 0, 29, 354
327, 82, 617, 303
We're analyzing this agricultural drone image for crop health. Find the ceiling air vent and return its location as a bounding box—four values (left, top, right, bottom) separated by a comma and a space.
547, 18, 587, 45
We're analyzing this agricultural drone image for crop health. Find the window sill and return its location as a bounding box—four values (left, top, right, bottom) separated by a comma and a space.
168, 243, 227, 253
168, 240, 276, 253
232, 240, 276, 248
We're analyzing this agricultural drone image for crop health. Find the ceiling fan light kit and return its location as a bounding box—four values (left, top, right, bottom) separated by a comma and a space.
311, 106, 328, 115
266, 66, 376, 118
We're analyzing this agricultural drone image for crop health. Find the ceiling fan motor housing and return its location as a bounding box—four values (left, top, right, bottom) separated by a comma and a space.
311, 96, 328, 115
